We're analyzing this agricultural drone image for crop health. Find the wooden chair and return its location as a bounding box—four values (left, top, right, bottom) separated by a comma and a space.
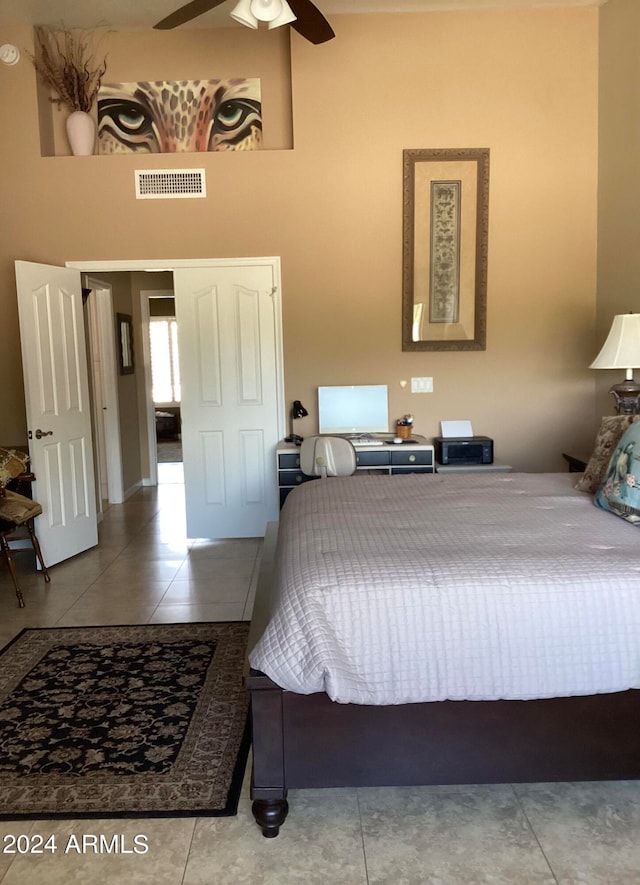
0, 471, 50, 608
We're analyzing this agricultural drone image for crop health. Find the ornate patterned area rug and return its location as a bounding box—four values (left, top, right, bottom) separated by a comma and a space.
0, 622, 251, 819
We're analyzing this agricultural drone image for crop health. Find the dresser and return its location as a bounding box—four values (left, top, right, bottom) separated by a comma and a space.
276, 437, 435, 507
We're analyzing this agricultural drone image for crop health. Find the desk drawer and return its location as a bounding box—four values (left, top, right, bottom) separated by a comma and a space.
280, 487, 295, 507
278, 469, 313, 487
390, 449, 433, 467
278, 452, 301, 469
391, 466, 434, 475
355, 451, 391, 467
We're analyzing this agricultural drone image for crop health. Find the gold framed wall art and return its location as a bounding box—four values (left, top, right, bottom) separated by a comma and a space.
402, 148, 490, 351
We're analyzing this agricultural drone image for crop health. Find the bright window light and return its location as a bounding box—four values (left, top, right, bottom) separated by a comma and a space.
150, 318, 181, 404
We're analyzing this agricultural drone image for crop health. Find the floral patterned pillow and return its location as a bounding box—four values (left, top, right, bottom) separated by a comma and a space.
575, 415, 640, 494
0, 448, 29, 490
594, 421, 640, 524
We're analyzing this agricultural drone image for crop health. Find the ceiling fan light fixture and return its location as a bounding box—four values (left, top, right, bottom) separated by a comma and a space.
268, 0, 296, 29
156, 0, 333, 44
230, 0, 259, 28
250, 0, 284, 23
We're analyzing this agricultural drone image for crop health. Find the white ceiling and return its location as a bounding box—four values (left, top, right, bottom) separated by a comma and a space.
0, 0, 605, 31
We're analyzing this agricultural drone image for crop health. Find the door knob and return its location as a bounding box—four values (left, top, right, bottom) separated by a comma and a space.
35, 429, 53, 439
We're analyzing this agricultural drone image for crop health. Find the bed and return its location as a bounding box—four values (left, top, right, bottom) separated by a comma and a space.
246, 452, 640, 837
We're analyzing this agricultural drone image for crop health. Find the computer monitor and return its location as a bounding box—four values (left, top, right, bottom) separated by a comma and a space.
317, 385, 389, 435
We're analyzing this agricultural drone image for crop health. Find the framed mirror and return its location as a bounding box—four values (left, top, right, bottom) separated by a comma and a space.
117, 313, 134, 374
402, 148, 490, 351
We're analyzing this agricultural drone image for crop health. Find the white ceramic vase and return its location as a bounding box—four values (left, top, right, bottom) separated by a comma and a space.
65, 110, 96, 156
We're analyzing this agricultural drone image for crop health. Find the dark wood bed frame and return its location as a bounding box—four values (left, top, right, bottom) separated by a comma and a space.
246, 524, 640, 838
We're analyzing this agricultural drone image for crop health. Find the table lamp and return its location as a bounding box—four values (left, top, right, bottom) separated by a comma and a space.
284, 400, 308, 445
590, 312, 640, 414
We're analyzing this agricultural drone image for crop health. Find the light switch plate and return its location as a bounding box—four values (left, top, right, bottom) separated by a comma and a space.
411, 377, 433, 393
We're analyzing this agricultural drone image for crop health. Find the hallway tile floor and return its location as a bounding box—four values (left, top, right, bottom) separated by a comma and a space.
0, 467, 639, 883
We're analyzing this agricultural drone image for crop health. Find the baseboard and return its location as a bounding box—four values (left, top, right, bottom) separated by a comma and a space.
123, 480, 142, 500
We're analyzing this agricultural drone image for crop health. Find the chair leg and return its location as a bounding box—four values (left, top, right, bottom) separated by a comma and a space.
26, 519, 50, 584
0, 533, 26, 608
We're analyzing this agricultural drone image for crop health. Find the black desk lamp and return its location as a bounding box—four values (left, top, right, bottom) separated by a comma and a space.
285, 400, 308, 445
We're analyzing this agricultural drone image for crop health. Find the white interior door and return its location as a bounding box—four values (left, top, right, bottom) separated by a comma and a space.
91, 282, 124, 504
85, 279, 124, 506
15, 261, 98, 565
174, 263, 282, 538
84, 291, 108, 510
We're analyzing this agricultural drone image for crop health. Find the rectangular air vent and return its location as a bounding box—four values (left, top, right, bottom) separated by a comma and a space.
135, 169, 206, 199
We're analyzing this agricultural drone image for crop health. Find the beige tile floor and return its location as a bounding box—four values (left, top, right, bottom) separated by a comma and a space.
1, 464, 639, 883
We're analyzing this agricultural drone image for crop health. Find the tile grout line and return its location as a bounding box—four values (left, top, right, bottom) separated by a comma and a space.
510, 783, 560, 885
355, 788, 372, 885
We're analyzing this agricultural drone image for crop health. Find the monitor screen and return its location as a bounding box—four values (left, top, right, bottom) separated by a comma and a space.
317, 385, 389, 435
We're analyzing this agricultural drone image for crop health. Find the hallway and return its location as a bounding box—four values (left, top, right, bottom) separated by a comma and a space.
0, 466, 259, 651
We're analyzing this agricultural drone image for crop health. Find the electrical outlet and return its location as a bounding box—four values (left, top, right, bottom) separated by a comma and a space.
411, 377, 433, 393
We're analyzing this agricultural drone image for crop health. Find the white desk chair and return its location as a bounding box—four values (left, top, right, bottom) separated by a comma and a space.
300, 436, 357, 478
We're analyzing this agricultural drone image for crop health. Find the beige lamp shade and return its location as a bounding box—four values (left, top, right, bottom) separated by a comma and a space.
590, 313, 640, 374
590, 313, 640, 415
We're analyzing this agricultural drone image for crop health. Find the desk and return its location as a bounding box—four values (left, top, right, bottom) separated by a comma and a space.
276, 437, 435, 507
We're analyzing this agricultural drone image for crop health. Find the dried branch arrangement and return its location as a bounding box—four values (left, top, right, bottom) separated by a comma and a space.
28, 26, 107, 113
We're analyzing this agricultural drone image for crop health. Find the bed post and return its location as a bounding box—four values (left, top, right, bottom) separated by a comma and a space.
246, 670, 289, 837
245, 522, 289, 837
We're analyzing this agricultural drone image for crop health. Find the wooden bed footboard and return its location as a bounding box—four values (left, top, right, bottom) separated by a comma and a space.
247, 669, 640, 837
246, 525, 640, 838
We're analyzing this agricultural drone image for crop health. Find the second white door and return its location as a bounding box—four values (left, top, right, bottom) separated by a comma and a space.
174, 262, 282, 539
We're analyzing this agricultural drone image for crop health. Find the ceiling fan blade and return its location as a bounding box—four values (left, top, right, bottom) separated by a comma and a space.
154, 0, 228, 30
288, 0, 335, 44
154, 0, 335, 42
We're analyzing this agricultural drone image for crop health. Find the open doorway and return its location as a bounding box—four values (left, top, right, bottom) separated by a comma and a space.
69, 258, 284, 540
148, 293, 184, 485
141, 289, 184, 487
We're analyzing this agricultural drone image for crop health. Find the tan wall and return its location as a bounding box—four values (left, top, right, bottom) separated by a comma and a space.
149, 299, 175, 317
0, 8, 599, 470
596, 0, 640, 421
105, 273, 142, 494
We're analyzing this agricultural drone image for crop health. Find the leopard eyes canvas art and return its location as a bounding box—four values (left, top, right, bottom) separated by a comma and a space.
97, 79, 262, 153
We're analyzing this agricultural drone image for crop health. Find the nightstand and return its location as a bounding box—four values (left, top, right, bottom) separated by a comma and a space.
562, 453, 588, 473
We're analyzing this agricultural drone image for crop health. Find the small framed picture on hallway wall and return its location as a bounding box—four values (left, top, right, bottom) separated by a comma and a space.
117, 313, 134, 375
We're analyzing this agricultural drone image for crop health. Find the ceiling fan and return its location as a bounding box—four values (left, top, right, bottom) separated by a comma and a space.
154, 0, 335, 45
